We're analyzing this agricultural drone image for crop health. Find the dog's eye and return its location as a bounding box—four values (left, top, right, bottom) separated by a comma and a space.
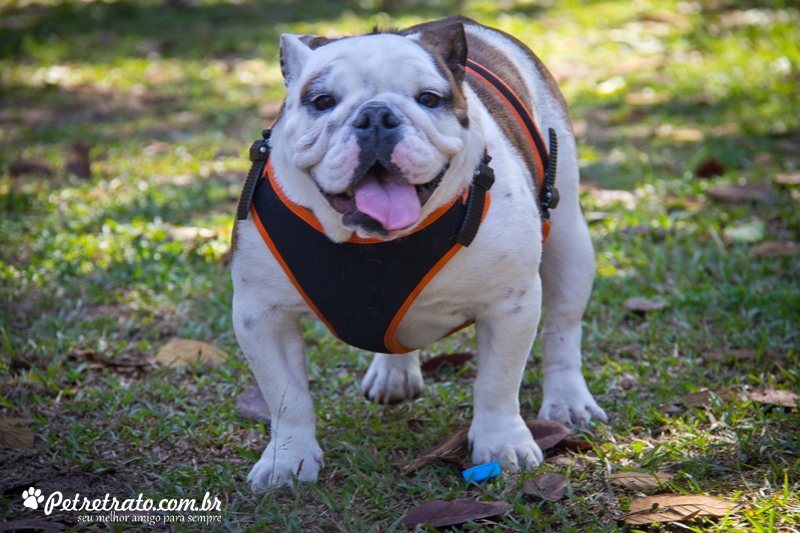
313, 94, 337, 111
417, 92, 440, 108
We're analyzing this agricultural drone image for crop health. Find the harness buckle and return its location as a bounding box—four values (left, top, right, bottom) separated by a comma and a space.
474, 151, 495, 190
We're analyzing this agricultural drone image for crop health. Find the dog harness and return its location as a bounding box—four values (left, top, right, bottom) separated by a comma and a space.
237, 59, 558, 354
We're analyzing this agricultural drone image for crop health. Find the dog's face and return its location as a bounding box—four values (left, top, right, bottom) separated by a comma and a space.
276, 25, 473, 239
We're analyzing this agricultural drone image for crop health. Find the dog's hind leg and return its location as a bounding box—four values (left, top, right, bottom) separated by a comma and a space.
537, 132, 607, 426
361, 352, 423, 404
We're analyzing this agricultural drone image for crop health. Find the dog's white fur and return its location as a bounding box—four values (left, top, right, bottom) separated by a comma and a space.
232, 23, 606, 490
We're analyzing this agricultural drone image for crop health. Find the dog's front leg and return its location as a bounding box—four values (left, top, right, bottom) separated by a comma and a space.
469, 283, 543, 472
232, 302, 323, 490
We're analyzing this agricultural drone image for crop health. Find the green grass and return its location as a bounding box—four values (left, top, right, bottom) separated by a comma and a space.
1, 0, 799, 531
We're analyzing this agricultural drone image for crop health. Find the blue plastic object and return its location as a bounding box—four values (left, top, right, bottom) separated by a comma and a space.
462, 461, 501, 484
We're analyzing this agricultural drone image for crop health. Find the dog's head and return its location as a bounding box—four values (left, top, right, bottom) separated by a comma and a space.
270, 23, 481, 241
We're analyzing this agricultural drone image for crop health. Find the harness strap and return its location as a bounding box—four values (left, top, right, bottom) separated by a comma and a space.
465, 59, 560, 228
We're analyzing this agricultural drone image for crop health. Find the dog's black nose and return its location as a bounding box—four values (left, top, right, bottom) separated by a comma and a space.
353, 104, 400, 130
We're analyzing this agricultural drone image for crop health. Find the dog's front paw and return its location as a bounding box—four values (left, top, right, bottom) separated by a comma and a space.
361, 353, 423, 404
469, 415, 542, 472
539, 369, 608, 426
247, 440, 324, 491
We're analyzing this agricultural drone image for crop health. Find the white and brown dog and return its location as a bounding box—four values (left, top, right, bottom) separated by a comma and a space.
231, 16, 607, 490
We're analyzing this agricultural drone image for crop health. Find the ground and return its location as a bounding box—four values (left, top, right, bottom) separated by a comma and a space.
1, 0, 799, 531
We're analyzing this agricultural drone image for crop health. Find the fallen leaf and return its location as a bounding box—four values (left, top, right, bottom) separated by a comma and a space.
9, 159, 54, 177
421, 352, 474, 373
154, 338, 226, 367
612, 56, 666, 75
624, 91, 669, 105
523, 474, 569, 501
622, 494, 741, 524
401, 427, 469, 475
774, 172, 800, 185
610, 471, 673, 491
65, 141, 91, 179
748, 389, 800, 409
586, 212, 615, 224
622, 298, 667, 313
0, 421, 34, 449
0, 520, 65, 532
401, 500, 512, 529
235, 386, 272, 423
639, 11, 691, 29
724, 219, 765, 243
694, 158, 726, 178
679, 387, 744, 409
750, 241, 799, 258
559, 438, 593, 451
655, 125, 703, 142
707, 184, 772, 203
168, 226, 216, 240
526, 420, 572, 451
704, 349, 781, 362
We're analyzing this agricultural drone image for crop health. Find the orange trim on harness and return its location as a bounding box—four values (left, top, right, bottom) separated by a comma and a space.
264, 160, 463, 244
384, 190, 492, 353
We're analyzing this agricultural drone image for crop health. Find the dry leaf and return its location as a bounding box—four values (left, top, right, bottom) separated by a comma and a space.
679, 387, 744, 409
624, 92, 669, 106
694, 158, 726, 178
612, 56, 666, 75
527, 420, 572, 450
420, 352, 475, 373
154, 338, 226, 367
235, 386, 272, 423
774, 172, 800, 186
586, 212, 615, 224
559, 438, 592, 451
0, 422, 34, 449
610, 471, 673, 491
401, 427, 470, 475
168, 226, 216, 240
707, 184, 772, 203
9, 159, 54, 177
622, 494, 741, 524
750, 241, 799, 258
704, 349, 781, 362
622, 297, 667, 313
748, 389, 800, 409
401, 500, 512, 529
523, 474, 569, 501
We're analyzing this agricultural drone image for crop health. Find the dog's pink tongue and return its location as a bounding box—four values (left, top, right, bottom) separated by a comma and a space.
354, 176, 421, 230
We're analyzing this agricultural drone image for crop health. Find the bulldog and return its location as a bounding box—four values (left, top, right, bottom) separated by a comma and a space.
231, 16, 607, 490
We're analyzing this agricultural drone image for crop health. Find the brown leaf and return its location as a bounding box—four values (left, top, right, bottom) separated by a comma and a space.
694, 158, 726, 178
0, 423, 34, 449
154, 338, 226, 367
612, 56, 666, 75
523, 474, 569, 501
622, 297, 667, 313
401, 427, 469, 475
527, 420, 572, 450
622, 494, 741, 524
401, 500, 512, 529
704, 349, 782, 363
610, 471, 673, 491
9, 159, 54, 177
750, 241, 799, 258
420, 352, 474, 373
235, 386, 272, 423
65, 141, 92, 178
0, 520, 65, 532
559, 438, 593, 451
707, 184, 772, 203
748, 389, 800, 409
679, 387, 744, 409
774, 172, 800, 186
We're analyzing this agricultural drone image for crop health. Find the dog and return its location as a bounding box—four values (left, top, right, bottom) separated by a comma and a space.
231, 16, 607, 490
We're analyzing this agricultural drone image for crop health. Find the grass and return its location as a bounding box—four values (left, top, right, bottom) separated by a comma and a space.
1, 0, 799, 531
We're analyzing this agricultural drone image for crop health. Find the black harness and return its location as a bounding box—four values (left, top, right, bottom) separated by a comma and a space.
236, 60, 559, 354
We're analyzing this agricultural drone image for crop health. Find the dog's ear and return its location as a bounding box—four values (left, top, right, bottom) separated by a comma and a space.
414, 23, 468, 86
278, 34, 327, 88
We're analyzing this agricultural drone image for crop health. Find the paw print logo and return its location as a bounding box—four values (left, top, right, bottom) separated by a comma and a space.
22, 487, 44, 510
